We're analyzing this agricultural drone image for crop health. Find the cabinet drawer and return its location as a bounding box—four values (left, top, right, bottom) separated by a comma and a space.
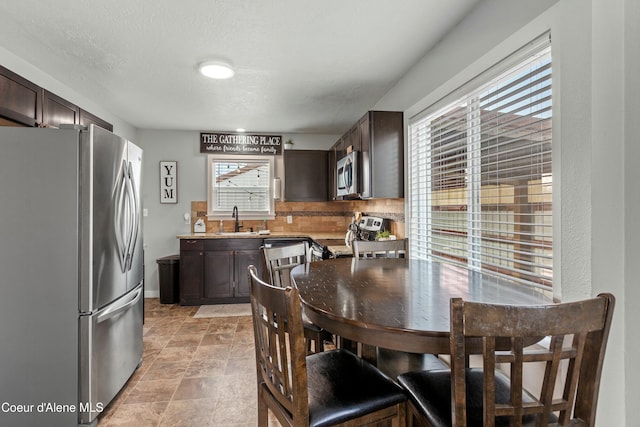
205, 238, 263, 251
180, 239, 204, 251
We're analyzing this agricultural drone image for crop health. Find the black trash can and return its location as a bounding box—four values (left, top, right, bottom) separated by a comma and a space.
156, 255, 180, 304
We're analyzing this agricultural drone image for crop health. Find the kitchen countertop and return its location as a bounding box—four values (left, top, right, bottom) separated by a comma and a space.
176, 231, 346, 241
326, 245, 353, 257
176, 232, 352, 257
177, 231, 353, 257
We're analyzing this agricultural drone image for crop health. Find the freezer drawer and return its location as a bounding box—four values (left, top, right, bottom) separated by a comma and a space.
79, 285, 143, 425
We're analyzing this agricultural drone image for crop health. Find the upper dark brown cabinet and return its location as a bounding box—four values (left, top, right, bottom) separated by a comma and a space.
284, 150, 329, 202
1, 64, 114, 131
359, 111, 404, 199
0, 65, 42, 127
80, 109, 114, 132
330, 110, 404, 200
42, 90, 79, 128
328, 148, 337, 201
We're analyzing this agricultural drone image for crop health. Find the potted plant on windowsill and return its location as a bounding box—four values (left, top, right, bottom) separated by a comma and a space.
284, 139, 294, 150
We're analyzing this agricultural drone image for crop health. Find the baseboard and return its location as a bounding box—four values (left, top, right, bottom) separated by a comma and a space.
144, 290, 160, 299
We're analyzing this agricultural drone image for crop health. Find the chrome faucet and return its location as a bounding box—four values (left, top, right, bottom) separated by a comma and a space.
232, 205, 242, 232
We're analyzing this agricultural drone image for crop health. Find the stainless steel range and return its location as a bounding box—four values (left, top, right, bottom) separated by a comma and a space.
356, 216, 387, 241
345, 215, 389, 247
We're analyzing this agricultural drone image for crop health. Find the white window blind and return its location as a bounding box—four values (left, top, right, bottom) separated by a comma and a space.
207, 156, 274, 217
409, 38, 552, 289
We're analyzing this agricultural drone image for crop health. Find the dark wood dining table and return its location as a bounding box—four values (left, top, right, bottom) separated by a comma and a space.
290, 257, 554, 355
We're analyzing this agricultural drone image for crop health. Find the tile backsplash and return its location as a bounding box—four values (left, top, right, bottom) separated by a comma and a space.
190, 199, 405, 238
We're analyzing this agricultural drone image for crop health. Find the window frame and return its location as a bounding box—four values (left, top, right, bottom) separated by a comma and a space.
407, 34, 552, 290
206, 154, 276, 220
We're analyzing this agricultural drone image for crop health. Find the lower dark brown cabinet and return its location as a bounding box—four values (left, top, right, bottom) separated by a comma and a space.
179, 238, 263, 305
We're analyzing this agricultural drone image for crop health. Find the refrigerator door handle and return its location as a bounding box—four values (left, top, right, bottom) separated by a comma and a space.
114, 160, 129, 272
97, 286, 143, 323
124, 161, 140, 272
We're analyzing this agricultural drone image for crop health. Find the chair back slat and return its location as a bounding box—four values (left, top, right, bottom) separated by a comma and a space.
264, 242, 309, 287
248, 265, 309, 422
450, 293, 615, 427
537, 335, 564, 424
352, 238, 408, 259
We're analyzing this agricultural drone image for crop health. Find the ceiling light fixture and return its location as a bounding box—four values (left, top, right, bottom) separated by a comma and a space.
236, 128, 245, 133
198, 60, 235, 79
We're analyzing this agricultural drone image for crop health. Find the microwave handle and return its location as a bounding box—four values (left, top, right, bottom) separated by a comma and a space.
344, 157, 353, 190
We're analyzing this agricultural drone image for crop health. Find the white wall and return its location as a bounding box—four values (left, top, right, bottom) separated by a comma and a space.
624, 0, 640, 418
137, 130, 338, 297
377, 0, 632, 424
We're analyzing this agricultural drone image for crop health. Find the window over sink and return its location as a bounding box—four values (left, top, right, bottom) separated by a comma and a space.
207, 155, 275, 219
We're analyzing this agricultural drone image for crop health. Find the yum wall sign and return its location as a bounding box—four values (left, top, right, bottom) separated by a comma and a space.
160, 161, 177, 204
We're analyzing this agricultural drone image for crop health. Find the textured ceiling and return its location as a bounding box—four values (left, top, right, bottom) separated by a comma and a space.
0, 0, 479, 134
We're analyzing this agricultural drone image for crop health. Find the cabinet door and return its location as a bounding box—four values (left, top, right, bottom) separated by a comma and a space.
204, 251, 234, 298
347, 125, 361, 152
0, 65, 42, 127
358, 111, 404, 199
359, 113, 372, 198
80, 109, 113, 132
370, 111, 404, 198
328, 148, 337, 201
43, 90, 79, 128
335, 135, 347, 160
284, 150, 328, 201
179, 250, 204, 304
235, 249, 262, 297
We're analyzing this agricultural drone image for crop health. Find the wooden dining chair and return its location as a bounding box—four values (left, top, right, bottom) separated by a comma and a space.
263, 241, 310, 287
352, 238, 408, 259
398, 293, 615, 427
262, 242, 333, 353
248, 265, 407, 427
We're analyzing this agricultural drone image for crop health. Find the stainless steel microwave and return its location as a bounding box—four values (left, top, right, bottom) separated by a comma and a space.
337, 151, 358, 197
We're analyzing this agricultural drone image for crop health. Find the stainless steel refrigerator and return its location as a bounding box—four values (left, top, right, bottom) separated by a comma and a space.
0, 124, 144, 427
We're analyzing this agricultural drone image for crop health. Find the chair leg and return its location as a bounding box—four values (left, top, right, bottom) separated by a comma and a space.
406, 399, 430, 427
306, 337, 315, 354
337, 336, 359, 354
305, 328, 331, 354
315, 333, 324, 352
257, 384, 269, 427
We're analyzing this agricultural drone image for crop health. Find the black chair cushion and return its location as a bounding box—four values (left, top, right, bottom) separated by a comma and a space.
398, 368, 557, 427
307, 349, 407, 427
376, 348, 449, 379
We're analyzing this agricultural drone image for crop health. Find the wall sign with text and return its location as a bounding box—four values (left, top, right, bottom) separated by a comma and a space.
200, 132, 282, 155
160, 161, 177, 203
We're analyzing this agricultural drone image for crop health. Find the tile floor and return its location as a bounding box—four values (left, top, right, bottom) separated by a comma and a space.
97, 298, 279, 426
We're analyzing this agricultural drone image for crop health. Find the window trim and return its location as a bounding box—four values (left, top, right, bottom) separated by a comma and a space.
407, 33, 552, 290
206, 154, 276, 220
